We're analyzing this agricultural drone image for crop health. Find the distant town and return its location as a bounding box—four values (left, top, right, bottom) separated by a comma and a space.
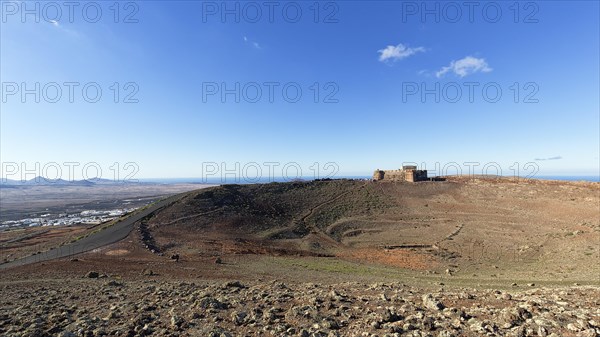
0, 207, 138, 230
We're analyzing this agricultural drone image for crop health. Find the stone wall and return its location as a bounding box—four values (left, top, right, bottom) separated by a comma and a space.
372, 168, 428, 182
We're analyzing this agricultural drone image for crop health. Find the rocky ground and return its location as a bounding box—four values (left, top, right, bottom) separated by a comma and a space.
1, 275, 599, 337
1, 178, 598, 336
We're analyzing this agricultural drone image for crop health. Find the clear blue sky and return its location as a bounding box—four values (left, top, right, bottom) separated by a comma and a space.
1, 1, 599, 180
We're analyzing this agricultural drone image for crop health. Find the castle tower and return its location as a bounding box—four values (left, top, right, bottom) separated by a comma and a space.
372, 170, 384, 181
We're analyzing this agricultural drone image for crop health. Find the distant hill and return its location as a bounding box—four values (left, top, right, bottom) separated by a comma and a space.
0, 177, 144, 186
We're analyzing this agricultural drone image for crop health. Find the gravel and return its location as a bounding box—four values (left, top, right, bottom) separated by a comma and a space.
1, 279, 598, 336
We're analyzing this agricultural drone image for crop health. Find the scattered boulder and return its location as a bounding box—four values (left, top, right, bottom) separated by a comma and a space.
224, 281, 245, 289
170, 315, 183, 328
104, 280, 121, 287
0, 279, 597, 337
198, 297, 228, 310
231, 311, 247, 325
86, 271, 99, 278
500, 307, 531, 328
380, 308, 402, 323
422, 294, 445, 310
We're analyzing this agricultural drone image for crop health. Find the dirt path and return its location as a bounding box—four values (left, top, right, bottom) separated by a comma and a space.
157, 208, 223, 226
0, 229, 51, 247
296, 182, 368, 248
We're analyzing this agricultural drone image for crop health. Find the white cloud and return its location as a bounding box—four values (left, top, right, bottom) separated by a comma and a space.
378, 43, 425, 62
243, 36, 261, 49
535, 156, 563, 161
44, 18, 81, 37
436, 56, 492, 78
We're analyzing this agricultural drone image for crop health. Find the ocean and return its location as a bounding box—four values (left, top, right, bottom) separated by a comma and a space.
534, 176, 599, 182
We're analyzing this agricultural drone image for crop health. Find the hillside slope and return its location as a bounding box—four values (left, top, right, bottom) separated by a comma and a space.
144, 178, 600, 282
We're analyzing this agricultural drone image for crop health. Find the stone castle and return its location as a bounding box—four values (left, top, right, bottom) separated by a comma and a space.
372, 165, 428, 182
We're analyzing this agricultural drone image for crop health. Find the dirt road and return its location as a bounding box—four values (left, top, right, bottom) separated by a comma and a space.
0, 192, 190, 270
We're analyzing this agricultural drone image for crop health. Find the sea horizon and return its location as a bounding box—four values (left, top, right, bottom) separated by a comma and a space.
140, 175, 600, 184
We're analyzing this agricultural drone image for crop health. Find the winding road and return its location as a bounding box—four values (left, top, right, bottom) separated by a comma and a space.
0, 192, 191, 270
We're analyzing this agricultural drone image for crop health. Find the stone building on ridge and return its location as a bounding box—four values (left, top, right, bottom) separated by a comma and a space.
372, 165, 428, 182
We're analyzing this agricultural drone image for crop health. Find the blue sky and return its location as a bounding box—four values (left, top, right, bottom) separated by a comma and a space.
1, 1, 599, 180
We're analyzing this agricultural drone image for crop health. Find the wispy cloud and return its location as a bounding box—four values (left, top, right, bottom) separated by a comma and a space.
243, 36, 261, 50
378, 43, 425, 62
534, 156, 563, 161
436, 56, 492, 78
46, 19, 81, 37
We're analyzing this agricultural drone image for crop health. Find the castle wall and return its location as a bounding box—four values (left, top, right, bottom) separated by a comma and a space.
372, 168, 428, 182
381, 170, 406, 181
